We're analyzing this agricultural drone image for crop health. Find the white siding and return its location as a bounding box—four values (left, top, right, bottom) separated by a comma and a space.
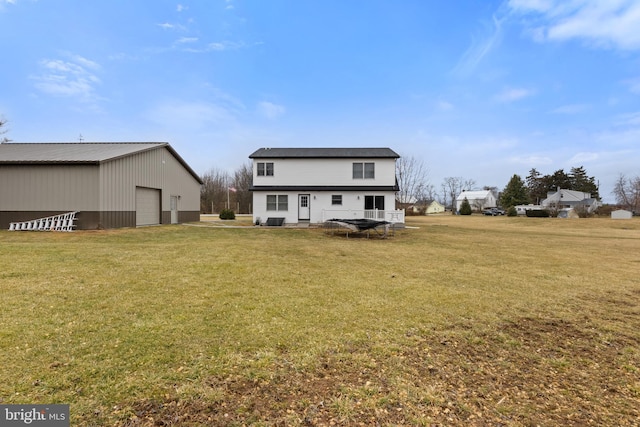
253, 158, 397, 187
253, 190, 397, 224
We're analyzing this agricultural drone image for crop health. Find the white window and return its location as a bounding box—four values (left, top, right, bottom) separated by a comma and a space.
266, 195, 288, 211
353, 162, 374, 179
332, 195, 342, 205
257, 162, 274, 176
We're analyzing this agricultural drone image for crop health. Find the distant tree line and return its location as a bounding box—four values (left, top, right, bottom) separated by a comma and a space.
200, 163, 252, 214
499, 166, 600, 209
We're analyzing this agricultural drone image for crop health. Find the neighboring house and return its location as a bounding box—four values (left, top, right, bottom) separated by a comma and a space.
249, 147, 404, 225
425, 200, 445, 214
455, 190, 497, 212
0, 142, 202, 229
541, 189, 601, 214
399, 200, 444, 215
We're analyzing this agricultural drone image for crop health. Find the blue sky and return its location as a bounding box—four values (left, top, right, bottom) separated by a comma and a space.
1, 0, 639, 202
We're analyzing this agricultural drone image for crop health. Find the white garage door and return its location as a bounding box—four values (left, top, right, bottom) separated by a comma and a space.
136, 187, 160, 226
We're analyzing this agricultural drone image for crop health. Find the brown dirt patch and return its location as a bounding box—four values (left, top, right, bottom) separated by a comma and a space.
117, 293, 640, 426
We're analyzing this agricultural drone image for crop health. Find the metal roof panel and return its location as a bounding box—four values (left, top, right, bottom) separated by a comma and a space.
249, 147, 400, 159
0, 142, 166, 163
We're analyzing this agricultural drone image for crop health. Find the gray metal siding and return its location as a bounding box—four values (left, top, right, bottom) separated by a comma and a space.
98, 147, 200, 215
160, 149, 201, 213
99, 148, 165, 212
1, 145, 201, 229
0, 164, 99, 211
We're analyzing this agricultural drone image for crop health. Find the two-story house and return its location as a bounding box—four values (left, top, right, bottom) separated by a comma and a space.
249, 147, 404, 225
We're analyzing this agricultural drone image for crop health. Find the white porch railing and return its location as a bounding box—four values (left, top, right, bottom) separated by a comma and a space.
322, 209, 405, 223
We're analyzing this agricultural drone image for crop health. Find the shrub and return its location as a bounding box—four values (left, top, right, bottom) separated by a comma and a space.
525, 209, 549, 217
507, 206, 517, 217
219, 209, 236, 220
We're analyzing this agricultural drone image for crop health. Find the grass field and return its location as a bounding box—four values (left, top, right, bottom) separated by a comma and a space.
1, 215, 639, 426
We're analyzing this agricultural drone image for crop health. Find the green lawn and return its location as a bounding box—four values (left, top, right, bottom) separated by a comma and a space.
1, 216, 639, 425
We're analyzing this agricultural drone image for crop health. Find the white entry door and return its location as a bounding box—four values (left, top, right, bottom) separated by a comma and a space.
298, 194, 310, 221
170, 195, 178, 224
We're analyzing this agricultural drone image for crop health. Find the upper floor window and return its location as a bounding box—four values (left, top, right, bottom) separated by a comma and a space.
257, 162, 274, 176
353, 162, 375, 179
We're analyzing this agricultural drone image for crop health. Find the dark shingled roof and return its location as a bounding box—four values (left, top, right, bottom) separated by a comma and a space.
249, 147, 400, 159
0, 142, 203, 184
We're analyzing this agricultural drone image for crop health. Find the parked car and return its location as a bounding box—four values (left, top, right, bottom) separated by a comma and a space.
483, 208, 505, 216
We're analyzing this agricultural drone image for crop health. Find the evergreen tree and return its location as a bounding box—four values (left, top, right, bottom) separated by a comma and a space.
526, 168, 546, 204
500, 174, 529, 208
547, 169, 572, 192
569, 166, 599, 199
459, 197, 472, 215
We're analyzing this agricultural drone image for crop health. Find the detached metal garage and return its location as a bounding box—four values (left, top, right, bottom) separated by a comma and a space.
0, 142, 203, 230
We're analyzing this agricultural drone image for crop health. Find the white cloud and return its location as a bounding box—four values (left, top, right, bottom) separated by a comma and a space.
0, 0, 17, 9
452, 14, 504, 76
157, 23, 175, 30
436, 100, 454, 111
549, 103, 590, 114
625, 77, 640, 94
615, 111, 640, 126
508, 0, 640, 51
31, 55, 102, 100
508, 154, 553, 165
144, 100, 236, 130
181, 40, 262, 53
258, 101, 285, 120
207, 41, 246, 51
568, 152, 599, 163
494, 87, 536, 102
176, 4, 186, 12
175, 37, 198, 44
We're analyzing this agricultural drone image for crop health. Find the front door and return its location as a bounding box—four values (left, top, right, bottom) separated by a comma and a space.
298, 194, 310, 221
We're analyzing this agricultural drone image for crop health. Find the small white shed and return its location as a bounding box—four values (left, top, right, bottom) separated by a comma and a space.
611, 209, 633, 220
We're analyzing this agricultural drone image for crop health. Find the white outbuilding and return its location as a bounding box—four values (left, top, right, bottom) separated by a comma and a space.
611, 209, 633, 220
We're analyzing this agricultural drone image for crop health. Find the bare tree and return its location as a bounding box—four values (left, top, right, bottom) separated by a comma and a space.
200, 163, 254, 214
613, 174, 640, 213
396, 155, 430, 205
231, 162, 253, 213
0, 116, 9, 143
441, 177, 476, 213
200, 168, 231, 214
421, 183, 437, 202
